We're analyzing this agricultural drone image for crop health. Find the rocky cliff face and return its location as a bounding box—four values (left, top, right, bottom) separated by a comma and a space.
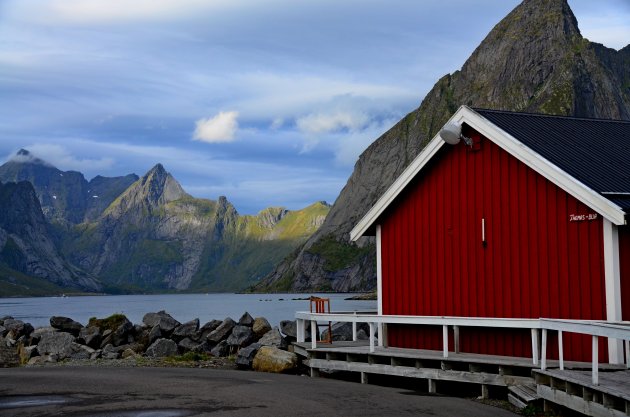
0, 181, 101, 292
256, 0, 630, 292
0, 149, 138, 225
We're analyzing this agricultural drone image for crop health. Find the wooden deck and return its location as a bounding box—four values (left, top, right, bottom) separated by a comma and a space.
294, 341, 629, 415
534, 369, 630, 417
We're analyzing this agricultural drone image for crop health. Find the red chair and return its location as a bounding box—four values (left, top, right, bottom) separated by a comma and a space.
309, 296, 332, 344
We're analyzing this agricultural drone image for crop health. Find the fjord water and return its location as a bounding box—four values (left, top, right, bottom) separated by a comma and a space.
0, 293, 376, 328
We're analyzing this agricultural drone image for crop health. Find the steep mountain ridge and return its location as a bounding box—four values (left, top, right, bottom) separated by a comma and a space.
256, 0, 630, 292
0, 180, 101, 293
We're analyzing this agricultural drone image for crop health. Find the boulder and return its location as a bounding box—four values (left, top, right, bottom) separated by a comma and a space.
18, 343, 38, 364
4, 319, 34, 340
226, 325, 255, 348
207, 317, 235, 344
99, 329, 113, 348
172, 319, 199, 341
238, 312, 255, 327
190, 340, 211, 353
210, 340, 229, 357
101, 344, 121, 360
69, 343, 95, 360
0, 315, 13, 325
145, 338, 178, 358
37, 332, 75, 359
142, 311, 180, 334
197, 320, 222, 341
252, 346, 298, 373
0, 338, 19, 367
357, 329, 369, 340
111, 320, 134, 347
235, 343, 261, 369
321, 322, 370, 342
280, 320, 311, 341
50, 316, 83, 336
148, 325, 162, 345
258, 328, 289, 350
177, 338, 198, 353
28, 355, 56, 365
121, 348, 138, 359
77, 326, 102, 349
0, 325, 6, 337
252, 317, 272, 338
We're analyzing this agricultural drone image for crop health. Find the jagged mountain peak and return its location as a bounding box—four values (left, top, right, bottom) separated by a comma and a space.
8, 148, 53, 167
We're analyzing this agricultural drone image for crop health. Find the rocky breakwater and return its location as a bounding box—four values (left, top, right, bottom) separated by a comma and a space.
0, 312, 332, 374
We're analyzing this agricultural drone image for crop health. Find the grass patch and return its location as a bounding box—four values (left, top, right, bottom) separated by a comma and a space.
307, 234, 371, 272
166, 352, 211, 362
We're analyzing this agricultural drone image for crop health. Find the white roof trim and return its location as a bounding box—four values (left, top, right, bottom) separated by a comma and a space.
350, 106, 626, 241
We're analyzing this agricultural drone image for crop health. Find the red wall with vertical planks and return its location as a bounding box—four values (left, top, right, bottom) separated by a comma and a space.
380, 128, 607, 362
620, 226, 630, 322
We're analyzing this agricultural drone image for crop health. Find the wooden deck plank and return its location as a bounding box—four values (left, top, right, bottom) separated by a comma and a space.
535, 369, 630, 400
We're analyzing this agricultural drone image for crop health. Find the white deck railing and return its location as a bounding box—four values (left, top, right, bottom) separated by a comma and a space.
294, 311, 630, 385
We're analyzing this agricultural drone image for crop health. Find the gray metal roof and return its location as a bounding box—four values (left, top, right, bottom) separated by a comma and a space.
475, 109, 630, 211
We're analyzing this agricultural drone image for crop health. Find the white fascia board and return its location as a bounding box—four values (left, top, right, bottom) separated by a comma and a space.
463, 109, 626, 225
350, 106, 626, 241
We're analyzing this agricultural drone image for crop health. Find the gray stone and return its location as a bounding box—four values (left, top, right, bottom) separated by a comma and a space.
69, 343, 94, 360
148, 325, 162, 345
121, 348, 137, 359
238, 312, 254, 327
0, 338, 19, 367
145, 338, 178, 358
172, 319, 199, 341
50, 316, 84, 336
207, 317, 235, 344
102, 344, 121, 360
77, 326, 102, 349
357, 329, 369, 340
142, 311, 180, 334
226, 325, 255, 348
321, 322, 369, 342
190, 340, 211, 353
99, 329, 113, 348
198, 320, 222, 341
252, 317, 272, 338
37, 331, 75, 359
235, 343, 261, 369
90, 350, 102, 360
0, 316, 12, 325
4, 319, 34, 339
177, 338, 198, 353
0, 325, 6, 337
210, 340, 229, 357
18, 344, 38, 363
258, 328, 289, 350
111, 320, 134, 347
252, 346, 298, 373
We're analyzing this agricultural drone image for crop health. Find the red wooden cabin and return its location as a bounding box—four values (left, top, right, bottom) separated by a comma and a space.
351, 106, 630, 363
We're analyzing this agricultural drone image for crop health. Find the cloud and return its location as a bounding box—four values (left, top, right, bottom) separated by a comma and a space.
8, 144, 115, 172
193, 111, 239, 143
296, 110, 370, 134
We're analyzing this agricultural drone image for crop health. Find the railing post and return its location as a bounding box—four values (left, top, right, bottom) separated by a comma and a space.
442, 325, 448, 358
352, 312, 357, 342
369, 322, 376, 353
453, 326, 460, 354
531, 329, 539, 365
558, 330, 564, 370
592, 335, 599, 385
311, 320, 317, 349
296, 319, 305, 343
625, 340, 629, 369
378, 323, 384, 347
541, 329, 547, 370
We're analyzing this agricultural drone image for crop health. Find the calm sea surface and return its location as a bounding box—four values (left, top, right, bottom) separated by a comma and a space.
0, 293, 376, 328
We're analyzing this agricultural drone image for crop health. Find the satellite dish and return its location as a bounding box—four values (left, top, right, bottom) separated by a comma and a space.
439, 123, 462, 145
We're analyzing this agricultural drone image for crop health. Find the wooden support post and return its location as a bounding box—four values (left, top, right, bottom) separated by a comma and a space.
352, 320, 357, 342
541, 329, 547, 371
531, 329, 539, 365
296, 319, 305, 343
625, 340, 629, 369
592, 335, 599, 386
428, 379, 436, 393
361, 372, 368, 384
481, 384, 489, 399
442, 325, 448, 358
311, 320, 317, 349
453, 326, 460, 354
310, 367, 320, 378
558, 330, 564, 371
369, 322, 375, 353
378, 323, 384, 347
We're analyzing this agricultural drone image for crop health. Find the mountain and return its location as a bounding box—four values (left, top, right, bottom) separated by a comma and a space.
53, 163, 329, 292
255, 0, 630, 292
0, 149, 138, 225
0, 180, 101, 295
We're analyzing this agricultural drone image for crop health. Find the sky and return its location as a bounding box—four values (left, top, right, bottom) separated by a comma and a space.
1, 1, 629, 215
